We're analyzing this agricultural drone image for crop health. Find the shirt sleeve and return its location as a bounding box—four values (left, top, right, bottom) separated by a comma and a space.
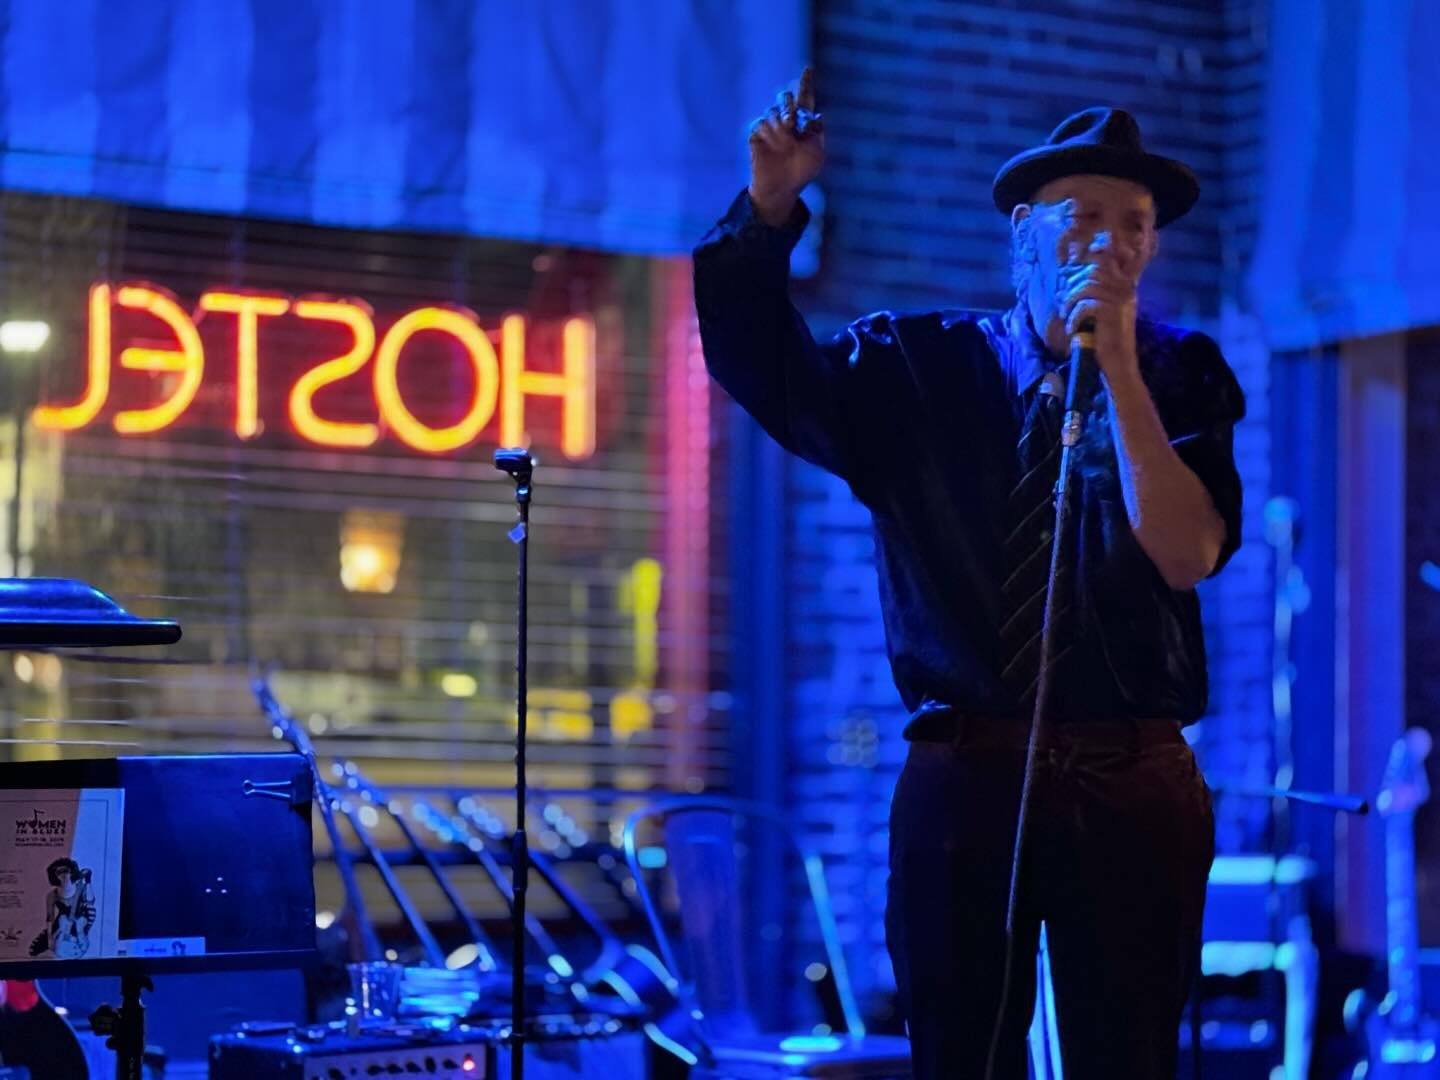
692, 189, 907, 499
1170, 331, 1246, 576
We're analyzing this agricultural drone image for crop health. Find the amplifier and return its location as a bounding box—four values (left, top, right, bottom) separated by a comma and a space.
210, 1016, 645, 1080
492, 1017, 647, 1078
1177, 1030, 1277, 1080
210, 1022, 491, 1080
1203, 855, 1315, 943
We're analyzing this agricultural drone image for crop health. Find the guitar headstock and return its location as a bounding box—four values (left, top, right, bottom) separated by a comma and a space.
1377, 727, 1433, 817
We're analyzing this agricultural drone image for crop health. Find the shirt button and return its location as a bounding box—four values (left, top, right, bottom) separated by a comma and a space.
1040, 529, 1052, 542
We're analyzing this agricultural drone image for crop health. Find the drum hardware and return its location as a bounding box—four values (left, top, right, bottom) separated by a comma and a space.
256, 679, 679, 1042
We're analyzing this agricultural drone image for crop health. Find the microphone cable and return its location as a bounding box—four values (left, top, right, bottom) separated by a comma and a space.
983, 318, 1098, 1079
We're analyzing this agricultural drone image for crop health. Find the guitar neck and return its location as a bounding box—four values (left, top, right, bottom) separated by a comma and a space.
1386, 810, 1423, 1030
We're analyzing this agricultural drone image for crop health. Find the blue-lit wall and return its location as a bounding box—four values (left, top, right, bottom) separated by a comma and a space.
1410, 334, 1440, 944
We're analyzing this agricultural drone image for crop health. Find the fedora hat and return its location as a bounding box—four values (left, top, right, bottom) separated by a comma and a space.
992, 107, 1199, 227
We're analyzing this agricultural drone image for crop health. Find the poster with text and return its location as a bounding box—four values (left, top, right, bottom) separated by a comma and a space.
0, 789, 124, 963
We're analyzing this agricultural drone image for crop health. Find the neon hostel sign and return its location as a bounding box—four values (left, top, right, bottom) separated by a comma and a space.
34, 284, 597, 458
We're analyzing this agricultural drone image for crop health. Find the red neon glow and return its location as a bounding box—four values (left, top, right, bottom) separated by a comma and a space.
112, 286, 205, 435
1, 980, 40, 1013
289, 299, 379, 448
500, 314, 596, 460
198, 291, 290, 438
33, 284, 111, 431
373, 306, 499, 454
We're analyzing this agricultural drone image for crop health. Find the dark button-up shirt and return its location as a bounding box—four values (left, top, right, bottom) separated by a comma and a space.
694, 190, 1245, 729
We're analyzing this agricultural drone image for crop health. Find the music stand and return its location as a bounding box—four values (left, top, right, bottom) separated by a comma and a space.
0, 755, 318, 1078
0, 579, 317, 1079
0, 578, 180, 648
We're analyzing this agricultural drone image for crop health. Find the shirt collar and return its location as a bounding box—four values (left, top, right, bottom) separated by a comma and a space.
1001, 303, 1065, 398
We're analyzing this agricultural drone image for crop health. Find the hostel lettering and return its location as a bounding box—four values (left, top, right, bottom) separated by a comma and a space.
34, 284, 597, 459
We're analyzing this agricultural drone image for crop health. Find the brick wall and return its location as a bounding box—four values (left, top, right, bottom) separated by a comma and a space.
803, 0, 1229, 324
1204, 0, 1273, 854
775, 0, 1277, 1006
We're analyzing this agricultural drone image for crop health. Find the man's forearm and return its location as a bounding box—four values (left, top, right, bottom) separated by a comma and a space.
693, 190, 850, 475
747, 184, 801, 228
1105, 364, 1226, 590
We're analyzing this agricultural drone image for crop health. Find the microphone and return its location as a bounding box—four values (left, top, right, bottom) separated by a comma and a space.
493, 447, 534, 480
1062, 317, 1098, 445
794, 107, 825, 138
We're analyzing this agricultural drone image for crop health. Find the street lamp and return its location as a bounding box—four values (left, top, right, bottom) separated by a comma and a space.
1, 319, 52, 576
0, 321, 51, 355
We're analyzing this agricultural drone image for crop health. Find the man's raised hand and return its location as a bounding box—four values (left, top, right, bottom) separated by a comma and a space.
748, 67, 825, 227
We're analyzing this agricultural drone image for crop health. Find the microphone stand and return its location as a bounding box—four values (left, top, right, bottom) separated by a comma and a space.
494, 448, 534, 1080
986, 321, 1097, 1080
1210, 783, 1368, 817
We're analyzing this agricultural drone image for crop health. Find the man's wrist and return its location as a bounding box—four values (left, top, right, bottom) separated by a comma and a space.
747, 185, 801, 228
1097, 330, 1143, 380
1100, 355, 1147, 404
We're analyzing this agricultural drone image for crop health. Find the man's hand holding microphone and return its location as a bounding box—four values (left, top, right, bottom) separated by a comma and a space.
747, 67, 825, 227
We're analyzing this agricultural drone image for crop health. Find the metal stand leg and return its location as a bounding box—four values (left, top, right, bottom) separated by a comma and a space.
495, 448, 535, 1080
1027, 923, 1063, 1080
89, 971, 152, 1080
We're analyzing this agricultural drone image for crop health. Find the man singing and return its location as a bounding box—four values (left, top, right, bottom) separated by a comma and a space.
694, 69, 1243, 1078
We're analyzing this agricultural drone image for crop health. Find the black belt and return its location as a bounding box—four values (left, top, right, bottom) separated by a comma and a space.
904, 708, 1184, 750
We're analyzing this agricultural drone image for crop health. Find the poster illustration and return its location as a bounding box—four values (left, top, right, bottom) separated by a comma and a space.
0, 789, 124, 962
